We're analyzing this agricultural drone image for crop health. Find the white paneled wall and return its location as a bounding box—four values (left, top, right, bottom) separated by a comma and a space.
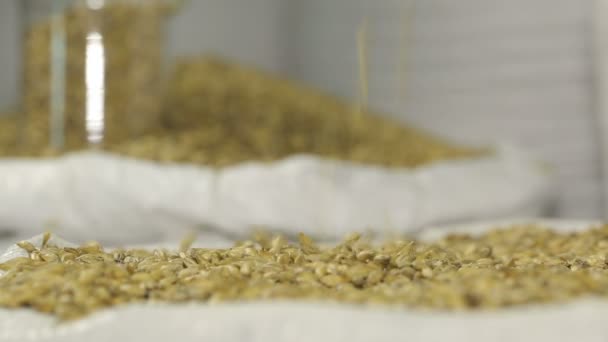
286, 0, 408, 102
405, 0, 599, 218
287, 0, 600, 218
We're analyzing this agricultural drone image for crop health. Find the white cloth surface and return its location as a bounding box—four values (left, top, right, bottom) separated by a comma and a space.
0, 144, 553, 244
2, 300, 608, 342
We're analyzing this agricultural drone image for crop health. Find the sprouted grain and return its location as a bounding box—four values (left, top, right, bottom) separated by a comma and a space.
2, 224, 608, 320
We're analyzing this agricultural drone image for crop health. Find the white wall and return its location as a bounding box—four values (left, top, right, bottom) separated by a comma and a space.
406, 0, 599, 218
286, 0, 407, 102
166, 0, 288, 73
287, 0, 600, 219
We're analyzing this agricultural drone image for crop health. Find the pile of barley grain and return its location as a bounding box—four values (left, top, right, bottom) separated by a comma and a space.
110, 57, 479, 167
2, 225, 608, 320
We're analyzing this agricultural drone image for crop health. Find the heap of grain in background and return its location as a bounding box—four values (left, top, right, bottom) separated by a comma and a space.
112, 57, 479, 167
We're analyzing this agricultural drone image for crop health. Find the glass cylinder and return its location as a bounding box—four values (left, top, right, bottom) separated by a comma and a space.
15, 0, 174, 155
0, 1, 23, 156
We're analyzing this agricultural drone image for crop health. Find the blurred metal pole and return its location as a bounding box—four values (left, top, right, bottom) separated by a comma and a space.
49, 0, 67, 151
593, 0, 608, 219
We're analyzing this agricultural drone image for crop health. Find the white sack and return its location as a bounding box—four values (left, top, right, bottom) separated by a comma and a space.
0, 144, 553, 243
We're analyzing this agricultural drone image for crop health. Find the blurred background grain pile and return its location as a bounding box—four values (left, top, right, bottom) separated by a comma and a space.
114, 57, 476, 167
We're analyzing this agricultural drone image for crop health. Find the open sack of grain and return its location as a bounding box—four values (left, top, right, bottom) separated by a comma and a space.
0, 219, 606, 342
0, 144, 551, 244
0, 56, 554, 244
